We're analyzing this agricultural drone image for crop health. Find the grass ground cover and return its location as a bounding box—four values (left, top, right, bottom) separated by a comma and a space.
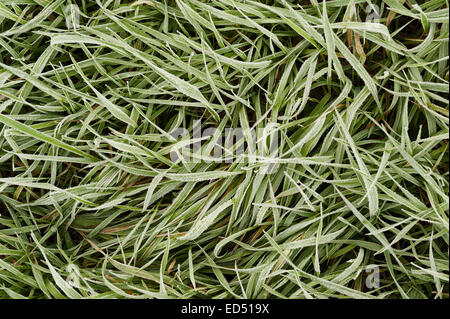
0, 0, 448, 299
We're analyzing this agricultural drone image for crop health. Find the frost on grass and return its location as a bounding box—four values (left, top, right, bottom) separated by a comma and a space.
0, 0, 448, 299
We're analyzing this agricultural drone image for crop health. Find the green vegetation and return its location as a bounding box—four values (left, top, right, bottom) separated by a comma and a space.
0, 0, 448, 299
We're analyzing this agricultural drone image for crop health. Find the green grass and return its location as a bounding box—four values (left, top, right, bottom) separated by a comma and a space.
0, 0, 448, 299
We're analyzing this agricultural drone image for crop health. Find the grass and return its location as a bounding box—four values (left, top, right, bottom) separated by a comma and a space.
0, 0, 448, 299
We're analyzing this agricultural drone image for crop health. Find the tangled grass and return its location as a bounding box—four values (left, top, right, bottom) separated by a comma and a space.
0, 0, 448, 299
